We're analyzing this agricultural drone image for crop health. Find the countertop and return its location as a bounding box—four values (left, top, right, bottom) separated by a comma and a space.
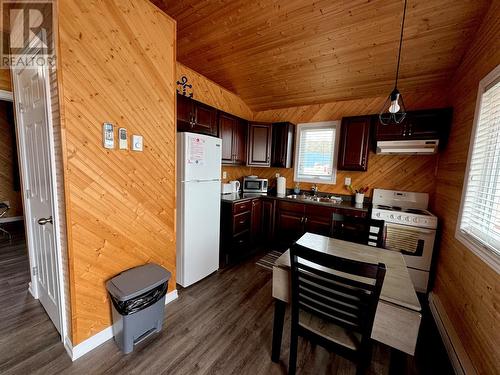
221, 191, 370, 212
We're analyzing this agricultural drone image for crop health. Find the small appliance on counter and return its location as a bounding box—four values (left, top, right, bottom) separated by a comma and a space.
229, 180, 240, 193
221, 183, 233, 195
243, 176, 268, 193
277, 176, 286, 195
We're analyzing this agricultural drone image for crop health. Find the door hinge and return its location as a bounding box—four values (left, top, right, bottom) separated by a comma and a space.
25, 189, 31, 199
32, 266, 38, 276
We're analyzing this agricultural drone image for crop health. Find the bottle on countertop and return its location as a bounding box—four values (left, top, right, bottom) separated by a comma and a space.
294, 182, 300, 195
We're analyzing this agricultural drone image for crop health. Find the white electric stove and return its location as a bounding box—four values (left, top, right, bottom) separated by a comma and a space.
372, 189, 438, 292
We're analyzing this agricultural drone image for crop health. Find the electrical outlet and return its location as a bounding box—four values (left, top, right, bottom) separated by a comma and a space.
222, 171, 227, 179
275, 173, 280, 178
344, 177, 351, 186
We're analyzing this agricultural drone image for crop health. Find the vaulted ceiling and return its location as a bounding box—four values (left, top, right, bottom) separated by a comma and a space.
152, 0, 491, 111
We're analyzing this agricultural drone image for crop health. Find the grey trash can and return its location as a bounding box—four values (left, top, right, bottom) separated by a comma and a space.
106, 263, 171, 354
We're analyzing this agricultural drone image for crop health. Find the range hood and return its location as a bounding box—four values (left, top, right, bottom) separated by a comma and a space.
376, 139, 440, 155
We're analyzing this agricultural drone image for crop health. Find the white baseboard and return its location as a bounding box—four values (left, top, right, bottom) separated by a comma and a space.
0, 216, 23, 223
65, 289, 178, 361
428, 292, 477, 375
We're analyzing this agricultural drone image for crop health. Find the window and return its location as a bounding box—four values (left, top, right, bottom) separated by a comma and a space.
294, 121, 339, 184
456, 64, 500, 272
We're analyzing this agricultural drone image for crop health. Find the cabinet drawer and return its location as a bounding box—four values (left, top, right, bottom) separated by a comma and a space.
233, 201, 252, 214
232, 231, 250, 251
278, 201, 305, 214
305, 205, 334, 219
337, 209, 367, 218
234, 211, 251, 234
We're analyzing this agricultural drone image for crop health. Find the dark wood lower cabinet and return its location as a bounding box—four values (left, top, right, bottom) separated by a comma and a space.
221, 197, 368, 264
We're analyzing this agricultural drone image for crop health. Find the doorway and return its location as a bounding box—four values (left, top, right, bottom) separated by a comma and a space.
6, 58, 67, 340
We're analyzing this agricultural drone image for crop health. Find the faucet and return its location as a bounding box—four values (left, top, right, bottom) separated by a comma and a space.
311, 184, 318, 196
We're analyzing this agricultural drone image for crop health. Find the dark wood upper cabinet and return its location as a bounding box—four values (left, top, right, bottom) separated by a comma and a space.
176, 94, 217, 136
219, 112, 247, 165
338, 116, 371, 171
374, 108, 453, 147
271, 122, 295, 168
247, 122, 272, 167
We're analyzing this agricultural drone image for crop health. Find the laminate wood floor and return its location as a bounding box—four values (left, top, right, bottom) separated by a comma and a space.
0, 232, 453, 375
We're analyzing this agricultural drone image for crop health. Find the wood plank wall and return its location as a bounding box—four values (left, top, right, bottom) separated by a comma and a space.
0, 68, 11, 91
176, 62, 253, 120
57, 0, 177, 345
0, 101, 22, 217
223, 91, 449, 198
431, 2, 500, 373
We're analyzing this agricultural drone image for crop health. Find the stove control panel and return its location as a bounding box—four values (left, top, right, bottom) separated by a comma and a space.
373, 209, 437, 229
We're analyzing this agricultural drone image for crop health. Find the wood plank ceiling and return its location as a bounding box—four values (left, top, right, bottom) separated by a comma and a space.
152, 0, 490, 111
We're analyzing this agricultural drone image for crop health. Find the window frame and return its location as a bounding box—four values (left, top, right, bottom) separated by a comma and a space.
455, 64, 500, 273
293, 121, 340, 185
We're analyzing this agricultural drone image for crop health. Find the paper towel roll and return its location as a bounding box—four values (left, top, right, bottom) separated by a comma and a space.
277, 176, 286, 195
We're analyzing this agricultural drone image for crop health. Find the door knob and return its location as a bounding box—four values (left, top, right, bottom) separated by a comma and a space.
38, 216, 53, 225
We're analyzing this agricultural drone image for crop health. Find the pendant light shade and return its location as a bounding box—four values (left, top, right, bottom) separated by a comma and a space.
379, 0, 408, 125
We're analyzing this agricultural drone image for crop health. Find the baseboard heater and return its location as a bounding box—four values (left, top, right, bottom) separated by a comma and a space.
428, 292, 477, 375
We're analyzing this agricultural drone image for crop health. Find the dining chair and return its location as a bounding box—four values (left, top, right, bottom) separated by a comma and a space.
289, 243, 386, 375
331, 214, 386, 248
0, 202, 12, 243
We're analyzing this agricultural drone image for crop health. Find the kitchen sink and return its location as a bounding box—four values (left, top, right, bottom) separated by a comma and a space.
285, 194, 342, 204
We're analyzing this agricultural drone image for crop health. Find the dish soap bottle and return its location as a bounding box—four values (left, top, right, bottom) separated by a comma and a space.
294, 182, 300, 195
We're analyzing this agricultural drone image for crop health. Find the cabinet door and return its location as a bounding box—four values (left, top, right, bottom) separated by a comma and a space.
271, 122, 294, 168
338, 116, 371, 171
405, 108, 452, 141
247, 122, 272, 167
374, 119, 406, 140
276, 202, 305, 246
193, 101, 217, 136
177, 94, 194, 132
251, 199, 263, 244
262, 198, 275, 242
232, 119, 247, 165
219, 113, 237, 164
304, 205, 334, 236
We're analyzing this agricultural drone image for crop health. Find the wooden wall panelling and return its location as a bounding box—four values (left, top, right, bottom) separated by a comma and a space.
223, 90, 449, 199
57, 0, 177, 344
0, 68, 11, 92
176, 62, 253, 120
156, 0, 490, 110
0, 101, 22, 217
431, 1, 500, 373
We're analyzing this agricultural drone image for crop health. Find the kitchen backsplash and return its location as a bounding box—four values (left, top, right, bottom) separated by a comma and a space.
222, 151, 438, 198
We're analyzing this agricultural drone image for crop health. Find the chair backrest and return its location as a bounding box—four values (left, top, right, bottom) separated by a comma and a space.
290, 244, 386, 347
331, 214, 385, 248
0, 202, 9, 218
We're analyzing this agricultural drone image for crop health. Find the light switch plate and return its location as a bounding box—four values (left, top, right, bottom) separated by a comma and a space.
132, 135, 143, 152
222, 171, 227, 179
344, 177, 351, 186
118, 128, 128, 150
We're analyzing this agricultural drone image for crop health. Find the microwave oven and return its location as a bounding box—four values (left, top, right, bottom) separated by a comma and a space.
242, 177, 268, 193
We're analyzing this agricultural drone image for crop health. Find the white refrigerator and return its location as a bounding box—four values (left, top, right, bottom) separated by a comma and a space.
177, 132, 222, 287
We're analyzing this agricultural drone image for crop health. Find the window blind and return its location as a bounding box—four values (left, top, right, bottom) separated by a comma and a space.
295, 124, 337, 182
459, 77, 500, 256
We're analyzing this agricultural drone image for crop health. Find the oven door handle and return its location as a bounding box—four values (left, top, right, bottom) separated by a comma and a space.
385, 223, 435, 235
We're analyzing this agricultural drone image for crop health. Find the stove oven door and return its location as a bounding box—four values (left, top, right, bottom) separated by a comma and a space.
384, 222, 436, 272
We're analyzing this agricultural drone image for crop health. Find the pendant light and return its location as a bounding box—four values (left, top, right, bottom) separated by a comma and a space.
379, 0, 408, 125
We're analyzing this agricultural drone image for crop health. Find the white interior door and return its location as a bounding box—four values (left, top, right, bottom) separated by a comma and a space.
12, 64, 61, 333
